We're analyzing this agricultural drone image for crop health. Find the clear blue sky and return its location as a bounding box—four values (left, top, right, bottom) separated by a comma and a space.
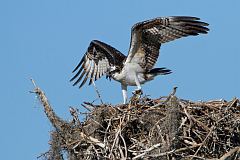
1, 0, 239, 159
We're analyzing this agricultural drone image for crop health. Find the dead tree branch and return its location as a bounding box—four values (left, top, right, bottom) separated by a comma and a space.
32, 81, 240, 160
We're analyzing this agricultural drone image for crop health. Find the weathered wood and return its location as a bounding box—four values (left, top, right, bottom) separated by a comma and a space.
32, 82, 240, 160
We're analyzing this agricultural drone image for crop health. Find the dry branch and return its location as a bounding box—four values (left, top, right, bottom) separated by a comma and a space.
31, 81, 240, 160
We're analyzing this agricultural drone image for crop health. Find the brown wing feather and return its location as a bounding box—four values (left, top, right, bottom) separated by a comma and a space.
126, 16, 209, 70
70, 40, 126, 88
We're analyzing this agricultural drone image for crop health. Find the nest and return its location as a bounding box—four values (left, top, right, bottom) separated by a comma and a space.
32, 84, 240, 160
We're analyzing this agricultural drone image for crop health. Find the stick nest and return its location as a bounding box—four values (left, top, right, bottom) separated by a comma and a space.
34, 86, 240, 160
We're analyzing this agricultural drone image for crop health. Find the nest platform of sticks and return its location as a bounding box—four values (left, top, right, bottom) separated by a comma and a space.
32, 82, 240, 160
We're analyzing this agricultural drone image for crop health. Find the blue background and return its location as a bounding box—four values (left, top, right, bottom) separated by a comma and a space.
1, 0, 239, 159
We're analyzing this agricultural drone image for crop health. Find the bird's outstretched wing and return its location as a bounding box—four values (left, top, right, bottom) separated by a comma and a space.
70, 40, 126, 88
126, 16, 209, 70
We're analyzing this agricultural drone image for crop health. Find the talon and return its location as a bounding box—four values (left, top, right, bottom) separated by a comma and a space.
132, 89, 143, 95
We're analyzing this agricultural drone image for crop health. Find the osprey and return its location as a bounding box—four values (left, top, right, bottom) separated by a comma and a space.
70, 16, 209, 104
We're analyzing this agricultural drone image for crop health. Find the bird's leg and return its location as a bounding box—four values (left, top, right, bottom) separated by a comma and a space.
121, 84, 128, 104
132, 73, 143, 95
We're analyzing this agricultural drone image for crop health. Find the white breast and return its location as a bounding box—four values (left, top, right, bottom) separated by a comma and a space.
112, 62, 147, 86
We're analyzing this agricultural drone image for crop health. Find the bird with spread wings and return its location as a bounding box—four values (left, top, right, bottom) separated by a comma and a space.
70, 16, 209, 104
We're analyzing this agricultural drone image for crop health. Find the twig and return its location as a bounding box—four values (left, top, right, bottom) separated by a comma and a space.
147, 150, 175, 158
37, 151, 49, 159
183, 105, 193, 131
69, 107, 81, 126
30, 78, 37, 88
118, 145, 126, 160
92, 144, 100, 160
119, 132, 127, 159
109, 115, 126, 159
190, 126, 214, 160
103, 118, 112, 151
180, 101, 210, 132
132, 143, 162, 159
179, 117, 187, 130
72, 141, 81, 153
92, 81, 104, 104
219, 147, 240, 160
174, 143, 203, 153
152, 87, 177, 108
81, 103, 95, 111
30, 78, 65, 132
164, 86, 178, 104
80, 132, 106, 148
